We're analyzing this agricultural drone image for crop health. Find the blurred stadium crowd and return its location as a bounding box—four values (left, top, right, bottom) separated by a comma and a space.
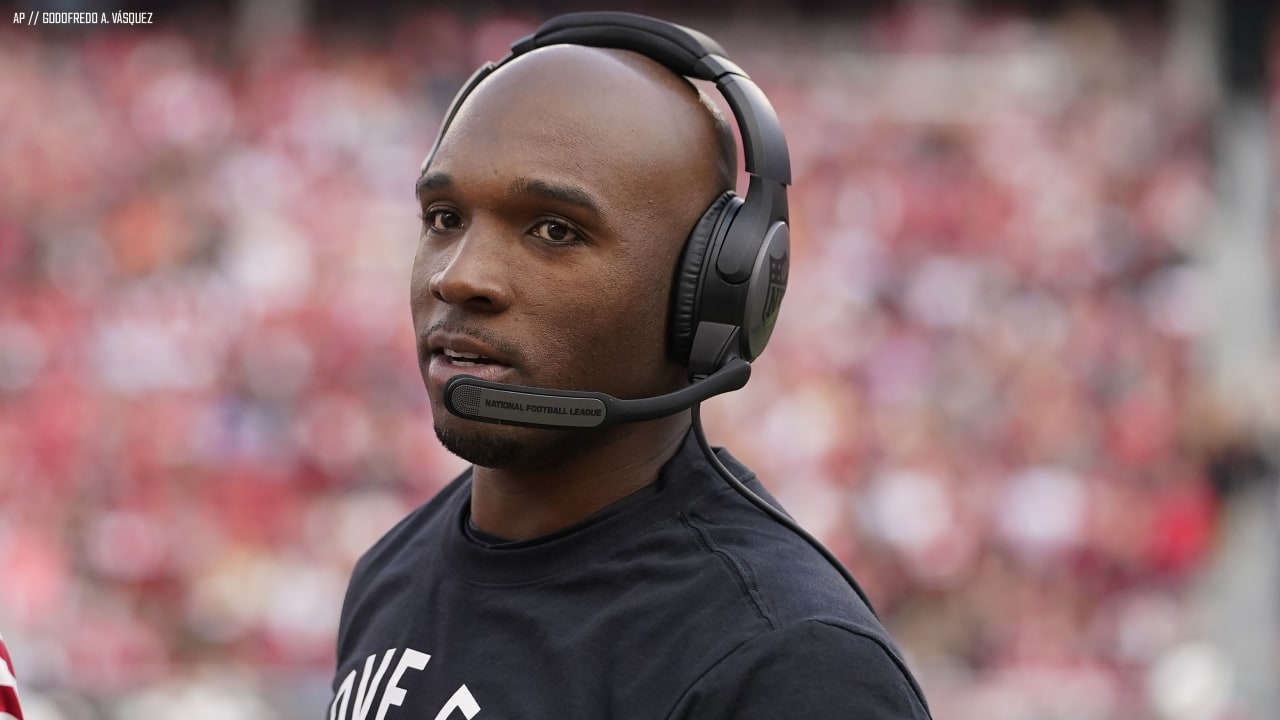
0, 3, 1269, 719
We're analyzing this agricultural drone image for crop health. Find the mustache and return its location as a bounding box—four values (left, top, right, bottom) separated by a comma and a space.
419, 319, 524, 365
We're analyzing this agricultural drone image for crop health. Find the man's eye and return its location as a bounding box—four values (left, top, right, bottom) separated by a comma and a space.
530, 219, 580, 244
421, 209, 462, 231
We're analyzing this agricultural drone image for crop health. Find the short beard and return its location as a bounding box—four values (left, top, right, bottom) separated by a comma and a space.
434, 423, 526, 469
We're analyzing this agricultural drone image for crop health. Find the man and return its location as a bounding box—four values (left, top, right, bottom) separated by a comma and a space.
329, 14, 931, 719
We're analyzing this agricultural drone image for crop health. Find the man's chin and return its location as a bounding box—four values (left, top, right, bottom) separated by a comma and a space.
433, 421, 527, 469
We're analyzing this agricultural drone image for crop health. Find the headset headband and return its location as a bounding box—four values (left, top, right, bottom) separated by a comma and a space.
511, 13, 791, 186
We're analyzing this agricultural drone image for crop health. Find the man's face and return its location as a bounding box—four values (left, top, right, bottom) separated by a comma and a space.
409, 46, 725, 469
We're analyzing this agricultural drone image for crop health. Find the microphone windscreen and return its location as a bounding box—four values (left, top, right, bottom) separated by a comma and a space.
450, 384, 484, 416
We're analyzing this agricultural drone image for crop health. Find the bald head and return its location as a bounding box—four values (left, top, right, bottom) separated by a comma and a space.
431, 45, 737, 204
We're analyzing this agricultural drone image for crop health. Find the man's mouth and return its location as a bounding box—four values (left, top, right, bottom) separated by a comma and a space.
440, 348, 505, 367
422, 329, 519, 389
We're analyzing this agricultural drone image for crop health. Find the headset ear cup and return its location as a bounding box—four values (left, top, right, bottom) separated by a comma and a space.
669, 191, 737, 365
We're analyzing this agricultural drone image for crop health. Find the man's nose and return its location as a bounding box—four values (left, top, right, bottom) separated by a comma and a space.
424, 224, 514, 313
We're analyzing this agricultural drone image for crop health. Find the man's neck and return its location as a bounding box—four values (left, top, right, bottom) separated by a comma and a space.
469, 416, 690, 541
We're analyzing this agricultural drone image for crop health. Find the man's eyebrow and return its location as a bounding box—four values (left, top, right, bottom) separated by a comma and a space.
509, 177, 603, 219
415, 171, 453, 197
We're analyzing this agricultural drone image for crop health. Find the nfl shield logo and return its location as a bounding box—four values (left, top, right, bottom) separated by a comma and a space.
763, 251, 788, 322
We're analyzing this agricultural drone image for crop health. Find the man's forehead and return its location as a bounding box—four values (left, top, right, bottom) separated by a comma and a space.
426, 46, 714, 190
443, 47, 710, 157
418, 43, 730, 236
474, 44, 693, 107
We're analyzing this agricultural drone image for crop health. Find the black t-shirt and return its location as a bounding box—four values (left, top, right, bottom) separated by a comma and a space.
329, 432, 931, 719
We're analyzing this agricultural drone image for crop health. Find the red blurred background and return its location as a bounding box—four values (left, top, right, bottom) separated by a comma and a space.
0, 1, 1276, 718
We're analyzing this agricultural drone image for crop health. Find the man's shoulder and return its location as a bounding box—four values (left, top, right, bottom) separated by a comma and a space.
679, 489, 891, 647
670, 618, 932, 719
671, 443, 930, 714
676, 449, 879, 628
334, 469, 471, 655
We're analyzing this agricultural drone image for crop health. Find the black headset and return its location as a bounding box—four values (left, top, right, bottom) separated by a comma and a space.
420, 11, 792, 381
